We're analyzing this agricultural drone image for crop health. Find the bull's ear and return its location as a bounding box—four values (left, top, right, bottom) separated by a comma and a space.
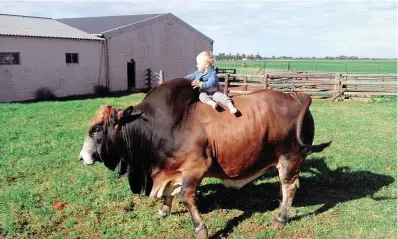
121, 106, 135, 118
119, 106, 143, 125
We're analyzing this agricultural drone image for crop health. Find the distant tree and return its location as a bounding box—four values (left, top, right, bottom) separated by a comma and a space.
227, 53, 232, 61
216, 53, 226, 61
215, 53, 365, 61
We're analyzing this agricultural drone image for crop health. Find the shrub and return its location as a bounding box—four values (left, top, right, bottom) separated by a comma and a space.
34, 87, 55, 101
94, 84, 109, 95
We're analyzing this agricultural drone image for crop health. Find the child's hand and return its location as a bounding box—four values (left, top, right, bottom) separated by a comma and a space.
191, 81, 200, 89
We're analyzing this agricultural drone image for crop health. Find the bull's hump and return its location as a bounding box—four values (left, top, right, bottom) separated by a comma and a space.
141, 78, 199, 123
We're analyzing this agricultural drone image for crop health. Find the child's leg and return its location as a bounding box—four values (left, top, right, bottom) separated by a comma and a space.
212, 92, 238, 114
199, 92, 218, 109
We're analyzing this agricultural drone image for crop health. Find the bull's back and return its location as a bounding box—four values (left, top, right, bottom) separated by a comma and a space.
194, 90, 303, 177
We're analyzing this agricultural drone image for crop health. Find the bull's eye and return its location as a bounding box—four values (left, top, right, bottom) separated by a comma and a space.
90, 125, 103, 135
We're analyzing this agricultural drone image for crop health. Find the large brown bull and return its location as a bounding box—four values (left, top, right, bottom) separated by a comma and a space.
79, 78, 331, 239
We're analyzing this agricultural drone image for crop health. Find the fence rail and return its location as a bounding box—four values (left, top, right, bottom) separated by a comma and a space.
341, 73, 397, 98
152, 70, 396, 101
217, 72, 397, 101
216, 68, 237, 81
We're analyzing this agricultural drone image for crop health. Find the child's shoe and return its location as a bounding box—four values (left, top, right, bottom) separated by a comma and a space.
227, 102, 238, 114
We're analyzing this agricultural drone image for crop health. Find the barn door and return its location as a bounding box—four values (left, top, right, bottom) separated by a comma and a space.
127, 59, 136, 89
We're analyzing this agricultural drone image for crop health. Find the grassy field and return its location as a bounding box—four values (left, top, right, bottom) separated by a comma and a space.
0, 94, 396, 239
215, 60, 397, 74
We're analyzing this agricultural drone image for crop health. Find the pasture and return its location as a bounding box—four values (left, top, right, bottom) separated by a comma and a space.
215, 60, 397, 74
0, 94, 396, 239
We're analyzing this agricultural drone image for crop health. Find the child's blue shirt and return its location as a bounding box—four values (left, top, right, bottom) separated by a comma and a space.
185, 67, 220, 90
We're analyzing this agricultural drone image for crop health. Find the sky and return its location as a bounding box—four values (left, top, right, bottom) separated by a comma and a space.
1, 0, 397, 58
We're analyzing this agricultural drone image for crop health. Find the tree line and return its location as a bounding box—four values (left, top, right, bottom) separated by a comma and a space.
215, 53, 395, 61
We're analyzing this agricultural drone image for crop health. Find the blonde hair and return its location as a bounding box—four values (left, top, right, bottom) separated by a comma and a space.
197, 51, 215, 67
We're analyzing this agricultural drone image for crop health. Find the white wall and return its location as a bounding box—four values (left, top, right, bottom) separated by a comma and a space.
0, 36, 105, 102
107, 15, 213, 90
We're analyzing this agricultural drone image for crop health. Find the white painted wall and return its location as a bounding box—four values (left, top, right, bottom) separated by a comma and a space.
0, 16, 213, 102
107, 15, 213, 90
0, 36, 105, 102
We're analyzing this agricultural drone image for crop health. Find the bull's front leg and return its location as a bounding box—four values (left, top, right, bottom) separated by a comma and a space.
158, 196, 174, 218
181, 174, 208, 239
274, 153, 303, 226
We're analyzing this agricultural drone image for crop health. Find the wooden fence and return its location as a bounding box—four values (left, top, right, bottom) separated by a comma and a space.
218, 72, 397, 101
215, 68, 237, 81
154, 70, 396, 101
146, 69, 164, 89
340, 73, 397, 98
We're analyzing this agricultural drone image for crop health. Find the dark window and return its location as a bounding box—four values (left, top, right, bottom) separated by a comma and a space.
66, 53, 71, 63
66, 53, 79, 63
0, 52, 20, 65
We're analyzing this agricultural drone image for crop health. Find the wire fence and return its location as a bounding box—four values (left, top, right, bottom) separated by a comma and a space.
216, 60, 397, 74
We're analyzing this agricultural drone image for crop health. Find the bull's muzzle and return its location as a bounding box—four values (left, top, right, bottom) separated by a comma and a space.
79, 137, 96, 165
79, 150, 94, 165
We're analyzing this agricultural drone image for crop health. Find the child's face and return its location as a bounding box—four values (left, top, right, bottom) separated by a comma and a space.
196, 55, 208, 73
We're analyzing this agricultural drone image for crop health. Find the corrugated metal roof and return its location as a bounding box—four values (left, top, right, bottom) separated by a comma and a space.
0, 14, 102, 40
57, 14, 163, 34
57, 13, 214, 43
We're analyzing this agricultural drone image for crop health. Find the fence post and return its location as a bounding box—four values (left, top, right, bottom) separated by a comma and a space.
146, 68, 152, 89
244, 76, 248, 91
224, 73, 230, 96
158, 70, 164, 85
288, 62, 293, 71
263, 74, 268, 89
330, 73, 343, 102
333, 73, 339, 94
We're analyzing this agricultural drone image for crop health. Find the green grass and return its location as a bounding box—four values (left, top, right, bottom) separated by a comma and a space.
0, 94, 396, 239
216, 60, 397, 74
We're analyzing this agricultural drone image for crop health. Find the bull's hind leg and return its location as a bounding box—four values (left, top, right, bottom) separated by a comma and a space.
274, 153, 304, 226
158, 196, 173, 218
181, 173, 208, 239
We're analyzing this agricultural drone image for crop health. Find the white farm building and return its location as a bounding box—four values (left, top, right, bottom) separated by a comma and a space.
0, 13, 213, 102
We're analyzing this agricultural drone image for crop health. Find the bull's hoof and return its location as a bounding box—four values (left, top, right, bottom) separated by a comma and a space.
157, 210, 169, 219
195, 224, 208, 239
271, 217, 287, 229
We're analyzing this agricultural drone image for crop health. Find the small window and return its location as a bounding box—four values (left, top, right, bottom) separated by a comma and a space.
66, 53, 79, 63
0, 52, 20, 65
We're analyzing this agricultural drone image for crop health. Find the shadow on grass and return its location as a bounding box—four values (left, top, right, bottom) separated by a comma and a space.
196, 157, 395, 239
8, 89, 150, 104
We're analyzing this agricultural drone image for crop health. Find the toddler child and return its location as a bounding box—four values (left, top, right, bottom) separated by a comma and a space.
185, 51, 238, 114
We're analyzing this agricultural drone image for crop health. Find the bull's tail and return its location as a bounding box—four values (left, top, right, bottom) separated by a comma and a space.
295, 93, 332, 153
